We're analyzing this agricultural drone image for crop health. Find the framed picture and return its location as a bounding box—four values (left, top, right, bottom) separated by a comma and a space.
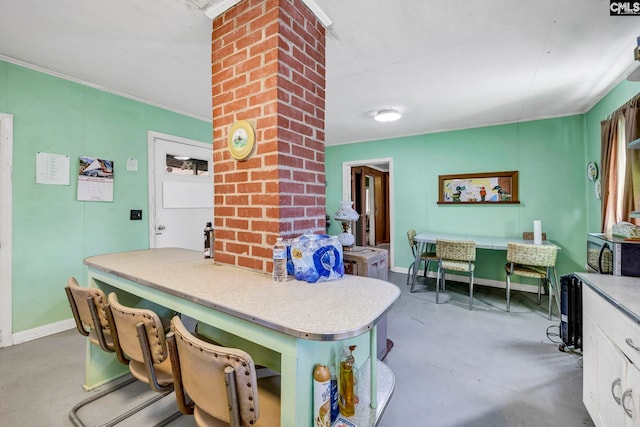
438, 171, 519, 204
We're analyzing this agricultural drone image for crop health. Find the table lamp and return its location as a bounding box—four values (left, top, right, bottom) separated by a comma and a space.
334, 200, 359, 249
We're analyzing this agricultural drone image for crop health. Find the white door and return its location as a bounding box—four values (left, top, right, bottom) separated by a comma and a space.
148, 131, 213, 252
0, 113, 13, 347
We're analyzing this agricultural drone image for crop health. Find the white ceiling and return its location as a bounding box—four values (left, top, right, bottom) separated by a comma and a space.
0, 0, 639, 146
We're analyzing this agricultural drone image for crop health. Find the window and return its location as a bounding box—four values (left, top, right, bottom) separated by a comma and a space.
165, 154, 209, 176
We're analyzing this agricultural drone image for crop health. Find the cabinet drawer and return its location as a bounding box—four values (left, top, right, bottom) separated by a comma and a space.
584, 285, 640, 367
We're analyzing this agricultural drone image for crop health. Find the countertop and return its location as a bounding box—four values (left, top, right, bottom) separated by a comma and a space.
84, 247, 400, 341
576, 272, 640, 324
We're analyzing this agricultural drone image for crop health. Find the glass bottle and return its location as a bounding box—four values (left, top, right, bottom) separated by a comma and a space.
203, 222, 214, 259
339, 345, 356, 416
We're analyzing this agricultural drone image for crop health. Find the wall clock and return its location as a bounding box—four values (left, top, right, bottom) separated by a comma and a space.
227, 120, 256, 161
587, 162, 598, 182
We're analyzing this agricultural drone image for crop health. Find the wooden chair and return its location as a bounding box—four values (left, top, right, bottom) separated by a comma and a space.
407, 229, 438, 291
435, 240, 476, 310
168, 316, 281, 427
505, 242, 558, 319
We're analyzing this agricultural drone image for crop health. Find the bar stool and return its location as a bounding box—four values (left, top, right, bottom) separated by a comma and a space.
168, 316, 281, 426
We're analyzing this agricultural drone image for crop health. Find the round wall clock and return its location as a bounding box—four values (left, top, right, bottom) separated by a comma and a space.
227, 120, 256, 161
587, 162, 598, 182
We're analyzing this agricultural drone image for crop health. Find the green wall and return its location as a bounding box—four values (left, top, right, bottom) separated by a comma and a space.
0, 61, 212, 333
327, 116, 586, 282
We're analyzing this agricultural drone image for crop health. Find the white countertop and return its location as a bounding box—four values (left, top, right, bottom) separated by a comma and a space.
576, 273, 640, 323
84, 248, 400, 341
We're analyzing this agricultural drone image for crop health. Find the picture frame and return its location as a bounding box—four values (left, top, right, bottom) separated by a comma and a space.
227, 120, 256, 161
438, 171, 519, 204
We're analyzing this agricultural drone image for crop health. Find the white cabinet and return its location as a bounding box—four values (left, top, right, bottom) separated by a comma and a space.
583, 284, 640, 426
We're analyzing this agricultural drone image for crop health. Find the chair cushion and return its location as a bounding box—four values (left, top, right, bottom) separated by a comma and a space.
88, 329, 114, 350
441, 260, 475, 272
128, 357, 174, 387
421, 251, 438, 260
505, 263, 546, 279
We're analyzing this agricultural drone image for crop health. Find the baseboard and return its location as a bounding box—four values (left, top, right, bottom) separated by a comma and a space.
11, 318, 75, 345
391, 266, 538, 293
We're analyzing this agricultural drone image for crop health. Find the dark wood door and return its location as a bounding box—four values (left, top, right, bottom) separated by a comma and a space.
350, 166, 389, 246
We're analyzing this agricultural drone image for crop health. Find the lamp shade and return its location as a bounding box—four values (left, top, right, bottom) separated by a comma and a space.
334, 200, 359, 221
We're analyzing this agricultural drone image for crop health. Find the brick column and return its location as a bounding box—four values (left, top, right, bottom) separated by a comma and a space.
211, 0, 326, 272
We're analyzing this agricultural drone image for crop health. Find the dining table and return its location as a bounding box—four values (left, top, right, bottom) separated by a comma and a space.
410, 231, 560, 304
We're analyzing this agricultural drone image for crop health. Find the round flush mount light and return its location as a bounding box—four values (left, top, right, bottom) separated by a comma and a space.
374, 109, 402, 123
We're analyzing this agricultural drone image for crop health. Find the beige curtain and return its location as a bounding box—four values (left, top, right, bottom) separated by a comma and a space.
601, 114, 621, 232
623, 95, 640, 226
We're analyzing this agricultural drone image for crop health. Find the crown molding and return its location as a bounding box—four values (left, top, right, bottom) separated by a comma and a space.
204, 0, 332, 27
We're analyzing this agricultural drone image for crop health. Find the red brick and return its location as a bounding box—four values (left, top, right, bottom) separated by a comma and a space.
237, 231, 263, 244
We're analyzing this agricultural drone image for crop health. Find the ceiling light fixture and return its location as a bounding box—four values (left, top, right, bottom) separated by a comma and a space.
374, 109, 402, 123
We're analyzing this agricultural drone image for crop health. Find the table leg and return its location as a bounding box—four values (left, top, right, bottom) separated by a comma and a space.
369, 326, 377, 409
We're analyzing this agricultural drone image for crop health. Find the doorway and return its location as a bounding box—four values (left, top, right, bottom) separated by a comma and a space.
147, 131, 213, 251
342, 158, 394, 268
0, 113, 13, 347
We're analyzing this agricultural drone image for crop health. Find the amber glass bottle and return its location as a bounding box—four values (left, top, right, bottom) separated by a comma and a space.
339, 345, 356, 416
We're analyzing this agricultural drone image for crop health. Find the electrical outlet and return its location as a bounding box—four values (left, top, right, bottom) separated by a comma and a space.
130, 209, 142, 220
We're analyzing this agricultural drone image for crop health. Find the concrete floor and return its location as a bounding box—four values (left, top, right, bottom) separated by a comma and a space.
0, 271, 594, 426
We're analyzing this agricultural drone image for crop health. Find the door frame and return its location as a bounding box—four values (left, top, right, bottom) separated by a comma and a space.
342, 157, 394, 269
0, 113, 14, 347
147, 130, 212, 248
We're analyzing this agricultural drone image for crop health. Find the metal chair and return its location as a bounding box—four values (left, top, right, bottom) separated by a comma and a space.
65, 278, 167, 427
435, 239, 476, 310
65, 277, 120, 356
105, 292, 181, 425
168, 316, 281, 427
407, 229, 438, 291
504, 242, 558, 319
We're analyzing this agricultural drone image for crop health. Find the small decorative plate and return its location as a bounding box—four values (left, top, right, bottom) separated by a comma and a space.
587, 162, 598, 182
595, 180, 602, 200
227, 120, 256, 161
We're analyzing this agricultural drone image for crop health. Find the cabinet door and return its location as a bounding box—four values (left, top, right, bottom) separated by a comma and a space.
624, 362, 640, 427
597, 326, 628, 427
583, 312, 599, 421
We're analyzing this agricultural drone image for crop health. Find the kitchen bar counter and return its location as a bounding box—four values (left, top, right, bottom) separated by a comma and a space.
84, 248, 400, 426
576, 272, 640, 323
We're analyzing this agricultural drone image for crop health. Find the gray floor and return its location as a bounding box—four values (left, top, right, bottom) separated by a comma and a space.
0, 271, 594, 427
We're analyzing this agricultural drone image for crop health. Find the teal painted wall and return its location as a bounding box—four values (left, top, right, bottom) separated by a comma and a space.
326, 116, 587, 281
1, 61, 212, 333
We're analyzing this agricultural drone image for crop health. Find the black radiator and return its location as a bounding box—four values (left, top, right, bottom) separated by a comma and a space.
560, 274, 582, 350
